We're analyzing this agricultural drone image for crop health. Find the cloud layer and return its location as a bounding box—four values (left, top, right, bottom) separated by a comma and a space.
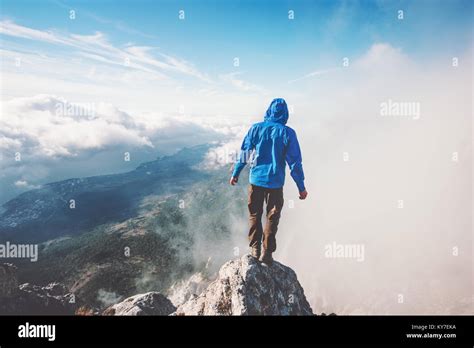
275, 44, 473, 314
0, 93, 247, 203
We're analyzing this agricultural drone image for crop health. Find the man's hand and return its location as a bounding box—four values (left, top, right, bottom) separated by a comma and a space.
229, 176, 239, 186
299, 190, 308, 200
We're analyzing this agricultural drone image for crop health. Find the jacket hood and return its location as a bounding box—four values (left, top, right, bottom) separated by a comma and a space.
264, 98, 289, 125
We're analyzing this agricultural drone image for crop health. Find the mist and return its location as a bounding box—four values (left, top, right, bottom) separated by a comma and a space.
268, 44, 473, 314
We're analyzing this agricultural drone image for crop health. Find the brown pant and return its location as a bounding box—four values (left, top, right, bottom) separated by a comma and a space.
247, 184, 284, 253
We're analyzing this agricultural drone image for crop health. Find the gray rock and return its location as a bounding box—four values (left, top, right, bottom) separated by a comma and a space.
0, 264, 77, 315
167, 272, 212, 307
103, 292, 176, 316
0, 263, 18, 298
174, 254, 313, 315
15, 282, 76, 315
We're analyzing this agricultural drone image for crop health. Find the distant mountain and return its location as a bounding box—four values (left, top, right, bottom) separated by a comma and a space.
0, 145, 212, 244
0, 144, 250, 312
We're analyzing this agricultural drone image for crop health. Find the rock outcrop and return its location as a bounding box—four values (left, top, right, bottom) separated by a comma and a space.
174, 254, 313, 315
16, 282, 77, 315
167, 272, 212, 307
102, 292, 176, 316
0, 263, 77, 315
0, 263, 18, 298
2, 254, 315, 316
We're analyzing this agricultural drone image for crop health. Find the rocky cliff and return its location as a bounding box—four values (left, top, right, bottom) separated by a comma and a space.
2, 254, 314, 316
174, 254, 313, 315
0, 263, 77, 315
104, 255, 313, 316
102, 292, 176, 316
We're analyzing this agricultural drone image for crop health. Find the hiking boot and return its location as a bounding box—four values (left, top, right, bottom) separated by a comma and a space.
250, 245, 261, 259
259, 250, 273, 266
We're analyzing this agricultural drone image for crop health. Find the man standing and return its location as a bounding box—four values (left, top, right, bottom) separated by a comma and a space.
230, 98, 307, 265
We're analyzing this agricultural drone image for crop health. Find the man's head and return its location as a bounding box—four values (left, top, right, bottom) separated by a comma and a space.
264, 98, 289, 125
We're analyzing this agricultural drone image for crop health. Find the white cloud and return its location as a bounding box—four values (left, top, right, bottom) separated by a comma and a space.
13, 180, 27, 187
0, 95, 150, 158
14, 180, 40, 190
0, 93, 249, 204
0, 94, 241, 159
200, 130, 248, 170
275, 42, 473, 314
355, 42, 411, 69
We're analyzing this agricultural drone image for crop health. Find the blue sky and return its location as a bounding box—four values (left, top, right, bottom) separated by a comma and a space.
1, 0, 472, 92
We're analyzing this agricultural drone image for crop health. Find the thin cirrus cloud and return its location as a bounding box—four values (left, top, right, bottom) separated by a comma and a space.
0, 19, 268, 114
0, 20, 210, 82
286, 44, 411, 84
287, 68, 340, 84
219, 72, 268, 94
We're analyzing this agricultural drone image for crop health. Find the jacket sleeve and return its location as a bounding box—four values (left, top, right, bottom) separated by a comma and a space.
285, 128, 306, 192
232, 126, 255, 178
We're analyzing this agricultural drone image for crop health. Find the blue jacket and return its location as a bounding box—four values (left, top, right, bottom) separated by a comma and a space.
232, 98, 305, 192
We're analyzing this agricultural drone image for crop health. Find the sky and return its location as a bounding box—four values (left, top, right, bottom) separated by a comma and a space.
0, 0, 473, 314
1, 0, 472, 111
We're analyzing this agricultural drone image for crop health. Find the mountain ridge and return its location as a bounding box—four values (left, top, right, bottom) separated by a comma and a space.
0, 144, 213, 243
0, 143, 252, 313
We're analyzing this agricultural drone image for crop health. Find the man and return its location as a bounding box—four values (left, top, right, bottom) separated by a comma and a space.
230, 98, 307, 265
